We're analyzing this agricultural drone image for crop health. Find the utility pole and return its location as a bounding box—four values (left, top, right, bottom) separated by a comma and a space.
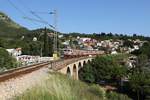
23, 10, 59, 59
50, 10, 58, 59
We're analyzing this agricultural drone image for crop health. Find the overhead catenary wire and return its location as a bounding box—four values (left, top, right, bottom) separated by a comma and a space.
17, 0, 57, 30
23, 16, 55, 29
17, 0, 51, 27
7, 0, 26, 16
28, 10, 59, 55
7, 0, 43, 28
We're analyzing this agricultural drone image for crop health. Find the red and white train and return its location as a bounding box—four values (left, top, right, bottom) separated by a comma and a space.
61, 48, 104, 58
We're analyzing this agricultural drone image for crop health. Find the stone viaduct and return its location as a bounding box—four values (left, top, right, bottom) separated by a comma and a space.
51, 57, 93, 80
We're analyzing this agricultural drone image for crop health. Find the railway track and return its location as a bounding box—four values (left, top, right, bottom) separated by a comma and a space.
0, 56, 95, 83
0, 62, 50, 82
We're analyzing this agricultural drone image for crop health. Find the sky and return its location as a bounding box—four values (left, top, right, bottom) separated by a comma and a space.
0, 0, 150, 36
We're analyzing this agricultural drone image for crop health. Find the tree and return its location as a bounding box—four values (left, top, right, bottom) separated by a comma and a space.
0, 47, 17, 70
29, 41, 41, 56
133, 34, 137, 37
101, 32, 106, 36
140, 42, 150, 58
107, 32, 113, 37
123, 40, 134, 48
129, 54, 150, 100
79, 54, 128, 85
129, 70, 150, 100
48, 37, 53, 56
132, 42, 150, 58
43, 27, 49, 56
21, 41, 30, 55
79, 63, 95, 83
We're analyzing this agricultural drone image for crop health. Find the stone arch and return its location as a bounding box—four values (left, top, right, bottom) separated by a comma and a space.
78, 62, 82, 69
67, 67, 71, 77
73, 64, 77, 79
87, 59, 91, 64
83, 60, 86, 66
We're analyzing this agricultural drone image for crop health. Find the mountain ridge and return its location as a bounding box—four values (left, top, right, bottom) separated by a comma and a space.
0, 12, 22, 29
0, 12, 28, 37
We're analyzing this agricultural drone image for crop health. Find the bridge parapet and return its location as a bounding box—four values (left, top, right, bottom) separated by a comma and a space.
50, 56, 94, 71
51, 56, 94, 80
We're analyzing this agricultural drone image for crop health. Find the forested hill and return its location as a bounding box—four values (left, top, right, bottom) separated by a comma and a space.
0, 12, 28, 37
0, 12, 55, 56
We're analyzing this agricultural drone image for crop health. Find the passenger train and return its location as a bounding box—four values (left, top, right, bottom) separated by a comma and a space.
60, 48, 104, 58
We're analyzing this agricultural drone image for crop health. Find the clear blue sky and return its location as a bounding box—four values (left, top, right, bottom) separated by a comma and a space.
0, 0, 150, 36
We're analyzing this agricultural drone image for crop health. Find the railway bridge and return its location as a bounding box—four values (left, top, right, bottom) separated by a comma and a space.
51, 56, 93, 80
50, 49, 104, 79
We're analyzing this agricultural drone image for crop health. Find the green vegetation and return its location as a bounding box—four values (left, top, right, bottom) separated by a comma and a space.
128, 54, 150, 100
43, 27, 51, 56
123, 40, 134, 48
79, 54, 128, 84
0, 47, 18, 71
0, 12, 54, 56
132, 42, 150, 58
0, 12, 28, 38
106, 92, 131, 100
0, 12, 21, 28
130, 41, 150, 99
15, 72, 131, 100
0, 15, 54, 56
79, 53, 150, 100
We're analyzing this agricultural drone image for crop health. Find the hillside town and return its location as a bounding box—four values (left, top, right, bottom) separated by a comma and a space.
4, 35, 145, 69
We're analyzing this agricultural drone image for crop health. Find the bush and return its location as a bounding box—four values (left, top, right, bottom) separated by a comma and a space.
79, 54, 128, 84
0, 47, 17, 69
106, 91, 132, 100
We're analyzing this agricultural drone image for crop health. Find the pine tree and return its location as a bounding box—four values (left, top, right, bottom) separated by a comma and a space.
43, 27, 49, 56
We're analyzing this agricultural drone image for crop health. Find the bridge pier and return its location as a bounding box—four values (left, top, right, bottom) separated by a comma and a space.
56, 57, 93, 80
67, 67, 71, 77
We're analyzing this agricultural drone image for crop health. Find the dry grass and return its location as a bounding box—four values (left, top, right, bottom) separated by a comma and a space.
15, 72, 105, 100
15, 72, 131, 100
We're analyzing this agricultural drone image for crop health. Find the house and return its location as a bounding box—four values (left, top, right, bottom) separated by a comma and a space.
111, 50, 117, 54
6, 48, 22, 57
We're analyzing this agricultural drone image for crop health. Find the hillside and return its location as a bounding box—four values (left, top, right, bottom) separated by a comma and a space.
15, 72, 131, 100
0, 12, 28, 37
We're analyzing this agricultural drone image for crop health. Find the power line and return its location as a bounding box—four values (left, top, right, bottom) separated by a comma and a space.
18, 0, 50, 26
28, 11, 51, 14
16, 0, 55, 29
27, 10, 59, 57
7, 0, 26, 16
7, 0, 43, 27
18, 0, 56, 29
30, 11, 49, 24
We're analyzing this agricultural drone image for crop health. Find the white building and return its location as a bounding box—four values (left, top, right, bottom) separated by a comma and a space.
133, 45, 139, 50
6, 48, 22, 57
111, 50, 118, 54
